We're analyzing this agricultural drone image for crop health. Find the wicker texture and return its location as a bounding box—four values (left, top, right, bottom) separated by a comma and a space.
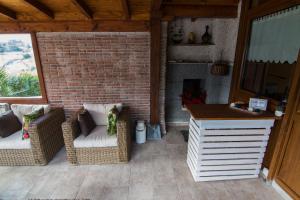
62, 107, 131, 165
0, 108, 66, 166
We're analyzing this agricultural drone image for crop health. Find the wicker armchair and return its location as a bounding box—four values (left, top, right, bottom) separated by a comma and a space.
62, 107, 131, 165
0, 108, 66, 166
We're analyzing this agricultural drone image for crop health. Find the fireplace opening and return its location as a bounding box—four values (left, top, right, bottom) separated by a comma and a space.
181, 79, 206, 107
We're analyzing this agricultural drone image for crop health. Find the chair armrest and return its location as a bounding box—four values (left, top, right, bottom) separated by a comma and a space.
29, 108, 65, 165
61, 108, 83, 164
117, 107, 131, 162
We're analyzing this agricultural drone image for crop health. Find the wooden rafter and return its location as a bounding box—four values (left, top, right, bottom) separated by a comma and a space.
0, 5, 17, 20
163, 5, 238, 18
23, 0, 54, 19
120, 0, 130, 20
72, 0, 93, 19
0, 20, 150, 32
163, 0, 239, 6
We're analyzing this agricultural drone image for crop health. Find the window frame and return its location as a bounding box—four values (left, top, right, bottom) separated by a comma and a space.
229, 0, 299, 111
0, 32, 47, 104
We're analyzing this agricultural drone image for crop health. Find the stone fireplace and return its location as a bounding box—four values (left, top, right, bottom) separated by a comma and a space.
181, 79, 206, 107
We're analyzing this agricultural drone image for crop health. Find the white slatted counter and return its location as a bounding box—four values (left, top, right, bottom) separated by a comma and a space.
187, 118, 275, 182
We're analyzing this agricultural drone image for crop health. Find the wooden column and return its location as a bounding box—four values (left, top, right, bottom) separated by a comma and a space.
150, 13, 161, 124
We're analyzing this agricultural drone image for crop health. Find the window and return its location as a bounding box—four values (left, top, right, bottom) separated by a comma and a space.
240, 6, 299, 101
0, 33, 47, 103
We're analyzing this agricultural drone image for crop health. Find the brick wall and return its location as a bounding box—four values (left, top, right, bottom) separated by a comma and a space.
37, 32, 150, 121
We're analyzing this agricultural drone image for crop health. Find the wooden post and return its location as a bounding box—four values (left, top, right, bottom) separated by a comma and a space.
150, 10, 161, 124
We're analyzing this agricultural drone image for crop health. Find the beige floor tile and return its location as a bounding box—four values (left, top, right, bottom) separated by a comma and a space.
130, 158, 154, 186
0, 126, 284, 200
101, 186, 129, 200
50, 168, 87, 199
76, 176, 105, 200
153, 184, 181, 200
128, 183, 154, 200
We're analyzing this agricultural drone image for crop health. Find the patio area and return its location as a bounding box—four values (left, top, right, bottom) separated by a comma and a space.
0, 126, 283, 200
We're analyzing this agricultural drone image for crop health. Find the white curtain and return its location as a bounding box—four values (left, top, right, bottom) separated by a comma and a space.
247, 5, 300, 63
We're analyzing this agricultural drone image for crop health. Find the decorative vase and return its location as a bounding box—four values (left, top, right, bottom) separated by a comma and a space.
171, 27, 184, 44
172, 33, 183, 44
201, 25, 212, 44
188, 32, 196, 44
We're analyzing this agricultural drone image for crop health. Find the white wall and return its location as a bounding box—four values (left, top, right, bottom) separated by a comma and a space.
167, 14, 240, 105
165, 10, 241, 122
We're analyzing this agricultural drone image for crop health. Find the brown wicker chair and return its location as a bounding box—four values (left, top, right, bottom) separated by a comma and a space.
0, 108, 66, 166
62, 107, 131, 165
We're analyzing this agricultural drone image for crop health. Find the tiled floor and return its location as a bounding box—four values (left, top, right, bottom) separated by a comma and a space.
0, 126, 283, 200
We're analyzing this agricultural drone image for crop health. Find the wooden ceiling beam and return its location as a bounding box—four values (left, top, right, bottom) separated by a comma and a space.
72, 0, 93, 19
0, 5, 17, 20
23, 0, 54, 19
163, 0, 239, 6
120, 0, 130, 20
162, 5, 238, 18
0, 20, 150, 32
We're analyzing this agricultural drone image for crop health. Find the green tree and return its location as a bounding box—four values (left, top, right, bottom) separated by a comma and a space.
0, 68, 9, 96
7, 73, 41, 97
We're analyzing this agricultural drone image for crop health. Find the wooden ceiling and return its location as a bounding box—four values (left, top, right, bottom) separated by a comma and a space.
0, 0, 239, 22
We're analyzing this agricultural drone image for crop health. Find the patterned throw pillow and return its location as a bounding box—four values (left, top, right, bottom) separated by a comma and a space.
107, 106, 119, 136
22, 108, 44, 140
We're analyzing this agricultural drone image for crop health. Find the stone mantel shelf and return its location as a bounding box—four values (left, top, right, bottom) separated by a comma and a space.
168, 61, 213, 64
169, 43, 215, 47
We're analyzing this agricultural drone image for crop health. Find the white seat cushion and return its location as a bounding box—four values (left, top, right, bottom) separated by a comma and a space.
11, 104, 50, 123
0, 103, 10, 114
83, 103, 123, 126
73, 126, 118, 148
0, 131, 31, 149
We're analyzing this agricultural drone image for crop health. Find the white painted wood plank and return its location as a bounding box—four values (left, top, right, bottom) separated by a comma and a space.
201, 129, 270, 136
189, 128, 200, 147
188, 133, 200, 153
187, 158, 200, 181
187, 117, 275, 182
198, 164, 260, 171
189, 124, 200, 141
201, 147, 266, 154
194, 119, 275, 129
187, 155, 198, 173
201, 135, 269, 142
190, 118, 200, 129
188, 142, 199, 158
196, 175, 258, 182
187, 148, 199, 165
198, 169, 259, 176
190, 120, 201, 135
199, 153, 264, 160
200, 158, 263, 165
187, 147, 198, 164
199, 141, 268, 148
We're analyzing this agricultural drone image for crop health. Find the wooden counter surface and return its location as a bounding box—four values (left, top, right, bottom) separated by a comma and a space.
186, 104, 276, 120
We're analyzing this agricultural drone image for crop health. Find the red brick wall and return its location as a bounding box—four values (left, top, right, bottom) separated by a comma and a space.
37, 32, 150, 121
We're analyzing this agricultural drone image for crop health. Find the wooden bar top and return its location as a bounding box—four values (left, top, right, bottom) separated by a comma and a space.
186, 104, 276, 120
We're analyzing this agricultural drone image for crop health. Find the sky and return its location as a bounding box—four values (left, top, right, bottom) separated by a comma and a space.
0, 34, 32, 46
